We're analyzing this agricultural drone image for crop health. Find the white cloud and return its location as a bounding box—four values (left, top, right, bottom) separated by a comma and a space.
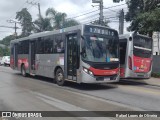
0, 0, 130, 40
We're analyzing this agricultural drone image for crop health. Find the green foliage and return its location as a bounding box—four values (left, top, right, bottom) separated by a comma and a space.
3, 47, 10, 56
0, 35, 15, 46
113, 0, 123, 3
125, 0, 160, 36
16, 8, 33, 37
0, 47, 3, 56
63, 19, 79, 28
46, 8, 79, 29
33, 15, 53, 33
0, 47, 10, 56
151, 72, 160, 78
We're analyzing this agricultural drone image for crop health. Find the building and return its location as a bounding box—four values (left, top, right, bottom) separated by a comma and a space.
152, 32, 160, 55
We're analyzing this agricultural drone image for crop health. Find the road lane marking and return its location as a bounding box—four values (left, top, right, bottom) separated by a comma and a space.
31, 91, 115, 120
117, 85, 160, 96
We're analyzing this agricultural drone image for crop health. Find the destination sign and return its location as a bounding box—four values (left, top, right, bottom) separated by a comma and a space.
84, 25, 117, 36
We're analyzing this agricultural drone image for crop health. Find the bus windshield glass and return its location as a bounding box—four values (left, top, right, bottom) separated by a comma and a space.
81, 35, 119, 62
133, 35, 152, 58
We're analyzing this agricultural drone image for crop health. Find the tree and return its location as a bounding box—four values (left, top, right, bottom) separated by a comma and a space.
0, 35, 15, 46
63, 19, 79, 28
33, 15, 53, 33
125, 0, 160, 36
0, 46, 10, 56
16, 8, 33, 37
46, 8, 79, 29
113, 0, 124, 3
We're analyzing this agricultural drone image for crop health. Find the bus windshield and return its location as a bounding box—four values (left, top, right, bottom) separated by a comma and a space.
81, 35, 119, 63
133, 35, 152, 58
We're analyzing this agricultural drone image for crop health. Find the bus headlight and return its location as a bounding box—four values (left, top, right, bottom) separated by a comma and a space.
83, 68, 88, 73
83, 67, 94, 76
89, 71, 93, 75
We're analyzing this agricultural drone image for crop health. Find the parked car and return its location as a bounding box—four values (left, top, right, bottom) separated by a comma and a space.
0, 57, 2, 65
0, 56, 10, 66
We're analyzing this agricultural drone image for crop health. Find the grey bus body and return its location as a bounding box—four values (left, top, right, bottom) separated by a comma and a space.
10, 24, 120, 85
119, 32, 153, 79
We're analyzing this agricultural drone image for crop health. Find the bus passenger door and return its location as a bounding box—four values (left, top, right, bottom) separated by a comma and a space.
14, 43, 18, 68
29, 41, 36, 74
65, 33, 79, 81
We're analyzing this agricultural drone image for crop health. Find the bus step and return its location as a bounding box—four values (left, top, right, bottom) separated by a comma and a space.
30, 73, 36, 76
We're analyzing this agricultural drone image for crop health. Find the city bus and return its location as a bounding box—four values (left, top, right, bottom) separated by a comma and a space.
119, 32, 153, 79
10, 24, 120, 86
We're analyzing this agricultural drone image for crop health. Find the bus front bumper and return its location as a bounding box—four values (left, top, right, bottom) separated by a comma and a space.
81, 71, 120, 83
125, 71, 151, 79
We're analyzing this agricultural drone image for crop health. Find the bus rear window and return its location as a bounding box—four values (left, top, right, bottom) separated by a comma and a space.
133, 35, 152, 49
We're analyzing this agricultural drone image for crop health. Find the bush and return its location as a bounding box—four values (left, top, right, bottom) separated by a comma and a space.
151, 72, 160, 78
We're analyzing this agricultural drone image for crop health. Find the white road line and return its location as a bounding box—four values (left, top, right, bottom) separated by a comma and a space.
31, 91, 115, 120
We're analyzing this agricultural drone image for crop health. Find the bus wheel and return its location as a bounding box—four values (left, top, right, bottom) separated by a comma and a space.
21, 65, 27, 77
55, 68, 65, 86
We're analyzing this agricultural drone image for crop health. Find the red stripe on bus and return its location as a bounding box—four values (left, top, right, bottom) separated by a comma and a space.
133, 55, 152, 73
89, 67, 119, 76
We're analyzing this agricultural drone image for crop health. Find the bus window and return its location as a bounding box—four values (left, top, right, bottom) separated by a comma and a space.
11, 43, 14, 55
44, 36, 53, 54
37, 37, 45, 54
18, 42, 23, 54
54, 35, 64, 53
23, 40, 29, 54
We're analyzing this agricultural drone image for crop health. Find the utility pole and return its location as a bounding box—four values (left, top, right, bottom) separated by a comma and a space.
6, 20, 21, 39
99, 0, 104, 25
92, 0, 104, 26
119, 9, 124, 34
26, 0, 41, 16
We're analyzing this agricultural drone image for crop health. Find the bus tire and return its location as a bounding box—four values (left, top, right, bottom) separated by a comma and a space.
55, 68, 65, 86
21, 65, 27, 77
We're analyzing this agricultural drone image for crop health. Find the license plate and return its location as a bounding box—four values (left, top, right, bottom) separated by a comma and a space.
137, 73, 144, 76
104, 78, 110, 81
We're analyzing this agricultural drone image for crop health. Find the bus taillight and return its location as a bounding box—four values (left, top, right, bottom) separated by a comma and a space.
149, 60, 152, 71
128, 56, 132, 70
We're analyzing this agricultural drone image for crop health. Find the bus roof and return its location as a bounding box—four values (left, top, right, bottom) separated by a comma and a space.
10, 24, 118, 44
10, 24, 83, 43
119, 32, 152, 40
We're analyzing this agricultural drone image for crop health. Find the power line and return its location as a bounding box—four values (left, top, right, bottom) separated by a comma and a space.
26, 0, 41, 16
67, 10, 99, 20
67, 3, 127, 20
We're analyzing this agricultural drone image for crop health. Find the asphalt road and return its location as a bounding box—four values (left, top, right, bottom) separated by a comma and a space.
0, 66, 160, 120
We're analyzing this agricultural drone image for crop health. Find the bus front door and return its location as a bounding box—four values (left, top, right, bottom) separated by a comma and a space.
65, 33, 78, 81
30, 41, 36, 74
14, 43, 18, 68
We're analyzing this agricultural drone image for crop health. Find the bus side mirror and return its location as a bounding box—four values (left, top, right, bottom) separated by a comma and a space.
129, 37, 132, 41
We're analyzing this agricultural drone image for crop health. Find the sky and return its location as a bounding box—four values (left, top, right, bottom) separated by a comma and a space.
0, 0, 130, 40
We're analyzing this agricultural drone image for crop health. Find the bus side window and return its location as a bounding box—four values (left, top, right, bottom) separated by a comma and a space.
23, 40, 29, 54
18, 42, 23, 54
44, 36, 53, 54
54, 35, 64, 53
11, 43, 14, 55
37, 37, 45, 54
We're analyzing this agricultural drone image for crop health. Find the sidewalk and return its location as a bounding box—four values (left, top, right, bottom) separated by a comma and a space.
129, 77, 160, 87
145, 77, 160, 86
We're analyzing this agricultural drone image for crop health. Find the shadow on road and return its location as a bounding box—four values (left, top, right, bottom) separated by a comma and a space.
115, 79, 149, 86
15, 73, 117, 91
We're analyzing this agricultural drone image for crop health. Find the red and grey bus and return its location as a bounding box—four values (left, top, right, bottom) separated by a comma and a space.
119, 32, 153, 79
10, 24, 120, 85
